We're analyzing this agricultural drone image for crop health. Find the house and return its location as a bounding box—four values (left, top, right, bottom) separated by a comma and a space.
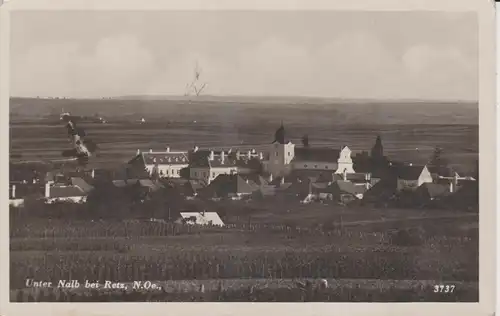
200, 174, 259, 200
392, 164, 433, 191
189, 149, 239, 184
414, 182, 450, 201
427, 166, 456, 182
112, 179, 164, 192
183, 180, 206, 198
44, 181, 87, 204
176, 211, 225, 226
189, 148, 264, 184
315, 180, 368, 204
70, 177, 94, 193
128, 148, 189, 178
9, 183, 44, 207
274, 179, 315, 203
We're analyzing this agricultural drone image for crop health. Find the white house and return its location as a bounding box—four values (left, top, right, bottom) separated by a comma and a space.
394, 164, 433, 191
129, 147, 189, 178
44, 181, 87, 204
176, 211, 225, 226
189, 148, 264, 184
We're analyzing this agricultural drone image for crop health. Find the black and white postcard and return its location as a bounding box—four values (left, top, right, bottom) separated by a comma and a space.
0, 0, 496, 315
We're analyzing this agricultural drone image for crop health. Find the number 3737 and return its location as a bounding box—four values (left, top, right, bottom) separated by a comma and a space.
433, 285, 455, 293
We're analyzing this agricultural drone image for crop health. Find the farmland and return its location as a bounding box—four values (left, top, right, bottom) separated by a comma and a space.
9, 97, 479, 301
10, 97, 478, 172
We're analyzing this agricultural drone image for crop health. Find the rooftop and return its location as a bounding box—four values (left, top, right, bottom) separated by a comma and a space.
293, 147, 341, 163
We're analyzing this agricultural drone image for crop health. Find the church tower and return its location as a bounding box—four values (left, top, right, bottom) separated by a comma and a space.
266, 122, 295, 177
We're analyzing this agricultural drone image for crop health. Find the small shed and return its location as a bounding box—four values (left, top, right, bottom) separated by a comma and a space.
177, 212, 225, 226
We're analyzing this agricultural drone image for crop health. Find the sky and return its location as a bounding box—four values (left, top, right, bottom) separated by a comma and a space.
10, 11, 478, 101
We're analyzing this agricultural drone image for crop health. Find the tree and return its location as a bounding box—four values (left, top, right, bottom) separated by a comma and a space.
429, 147, 449, 169
370, 135, 384, 161
301, 134, 310, 148
179, 167, 190, 179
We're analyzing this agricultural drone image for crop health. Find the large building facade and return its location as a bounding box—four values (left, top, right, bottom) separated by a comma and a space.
263, 124, 356, 177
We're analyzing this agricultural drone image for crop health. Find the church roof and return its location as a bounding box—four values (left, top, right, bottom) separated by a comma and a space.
293, 147, 340, 163
273, 123, 287, 144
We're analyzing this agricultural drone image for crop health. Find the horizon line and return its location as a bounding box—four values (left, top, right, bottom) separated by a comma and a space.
9, 94, 479, 103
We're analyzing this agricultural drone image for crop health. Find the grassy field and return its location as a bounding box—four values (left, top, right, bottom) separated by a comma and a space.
10, 209, 479, 301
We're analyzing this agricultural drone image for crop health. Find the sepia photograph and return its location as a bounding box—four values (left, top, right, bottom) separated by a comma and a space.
0, 0, 496, 313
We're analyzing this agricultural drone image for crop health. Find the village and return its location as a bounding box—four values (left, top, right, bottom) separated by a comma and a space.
9, 123, 478, 226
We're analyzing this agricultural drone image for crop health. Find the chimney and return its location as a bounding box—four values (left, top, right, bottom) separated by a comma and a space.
365, 182, 370, 190
247, 150, 252, 159
220, 151, 225, 164
193, 146, 199, 152
149, 149, 153, 153
45, 182, 52, 198
91, 169, 95, 179
268, 173, 273, 183
209, 151, 215, 161
259, 152, 264, 160
166, 147, 170, 153
409, 162, 413, 166
451, 172, 459, 193
11, 185, 16, 199
137, 149, 140, 155
236, 151, 241, 160
280, 177, 285, 185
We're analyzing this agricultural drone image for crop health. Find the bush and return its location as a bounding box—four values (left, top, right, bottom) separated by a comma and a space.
388, 227, 425, 246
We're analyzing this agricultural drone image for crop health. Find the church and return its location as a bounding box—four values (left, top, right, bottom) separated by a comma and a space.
263, 123, 356, 177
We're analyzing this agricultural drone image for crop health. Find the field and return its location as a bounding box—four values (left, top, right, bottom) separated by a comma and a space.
9, 97, 479, 302
10, 97, 478, 172
10, 205, 479, 302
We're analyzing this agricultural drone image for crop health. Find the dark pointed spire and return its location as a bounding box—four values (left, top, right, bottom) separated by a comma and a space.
273, 122, 286, 144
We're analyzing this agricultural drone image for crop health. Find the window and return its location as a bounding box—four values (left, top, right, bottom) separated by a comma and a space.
325, 166, 329, 169
314, 165, 318, 169
275, 152, 279, 157
177, 169, 180, 175
288, 152, 290, 156
194, 172, 198, 177
304, 164, 308, 168
212, 172, 215, 177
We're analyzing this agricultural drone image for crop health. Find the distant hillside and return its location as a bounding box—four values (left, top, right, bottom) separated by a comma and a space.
9, 96, 478, 126
114, 94, 478, 106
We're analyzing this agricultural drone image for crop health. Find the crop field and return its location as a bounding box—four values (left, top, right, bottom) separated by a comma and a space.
10, 210, 479, 301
